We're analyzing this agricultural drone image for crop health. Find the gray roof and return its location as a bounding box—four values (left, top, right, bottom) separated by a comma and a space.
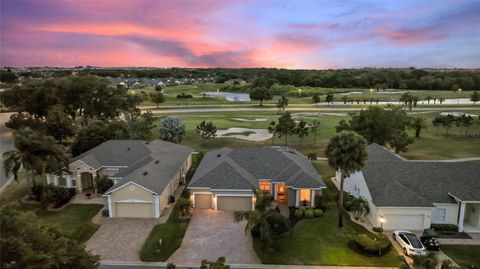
362, 144, 480, 207
106, 140, 192, 195
189, 146, 325, 190
71, 140, 151, 169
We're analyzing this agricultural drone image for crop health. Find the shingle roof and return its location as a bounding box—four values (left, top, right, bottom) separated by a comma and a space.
106, 140, 192, 195
189, 147, 325, 190
71, 140, 151, 169
362, 144, 480, 207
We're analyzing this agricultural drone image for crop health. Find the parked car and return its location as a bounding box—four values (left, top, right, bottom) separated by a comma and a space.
392, 230, 427, 256
421, 229, 440, 251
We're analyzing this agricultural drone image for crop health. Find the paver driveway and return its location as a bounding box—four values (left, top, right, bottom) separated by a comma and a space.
87, 218, 159, 261
168, 209, 260, 264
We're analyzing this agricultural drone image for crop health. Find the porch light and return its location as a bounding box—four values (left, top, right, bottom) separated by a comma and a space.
379, 216, 386, 229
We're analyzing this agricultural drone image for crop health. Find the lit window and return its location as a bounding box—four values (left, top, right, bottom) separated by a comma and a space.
300, 189, 311, 202
259, 181, 271, 191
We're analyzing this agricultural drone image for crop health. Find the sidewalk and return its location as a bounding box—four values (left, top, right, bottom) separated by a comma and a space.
100, 260, 398, 269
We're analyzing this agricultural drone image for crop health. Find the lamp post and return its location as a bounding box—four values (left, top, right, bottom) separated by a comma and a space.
370, 88, 373, 95
379, 216, 385, 231
458, 88, 462, 104
298, 88, 302, 97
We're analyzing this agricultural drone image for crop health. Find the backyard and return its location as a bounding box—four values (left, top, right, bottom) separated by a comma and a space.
441, 245, 480, 269
152, 110, 480, 160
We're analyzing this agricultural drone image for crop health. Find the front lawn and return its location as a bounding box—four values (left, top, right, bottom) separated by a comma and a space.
441, 245, 480, 269
15, 203, 103, 243
139, 190, 190, 261
254, 176, 401, 266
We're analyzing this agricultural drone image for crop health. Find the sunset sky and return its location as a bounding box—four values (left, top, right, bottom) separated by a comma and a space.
1, 0, 479, 69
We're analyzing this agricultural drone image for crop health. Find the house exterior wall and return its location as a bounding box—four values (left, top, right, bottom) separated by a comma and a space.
466, 203, 480, 227
110, 183, 155, 218
287, 188, 296, 207
433, 203, 459, 225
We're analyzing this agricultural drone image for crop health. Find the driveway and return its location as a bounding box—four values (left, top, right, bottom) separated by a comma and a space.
87, 218, 159, 261
168, 209, 260, 265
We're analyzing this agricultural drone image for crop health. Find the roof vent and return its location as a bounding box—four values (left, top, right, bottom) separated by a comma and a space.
127, 147, 131, 150
155, 160, 159, 164
217, 154, 222, 158
142, 171, 148, 176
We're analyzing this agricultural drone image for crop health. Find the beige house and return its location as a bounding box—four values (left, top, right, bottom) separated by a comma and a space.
188, 147, 326, 212
342, 144, 480, 233
47, 140, 192, 218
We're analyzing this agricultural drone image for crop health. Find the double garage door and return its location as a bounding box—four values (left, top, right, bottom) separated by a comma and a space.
194, 193, 252, 211
115, 202, 153, 218
383, 214, 425, 230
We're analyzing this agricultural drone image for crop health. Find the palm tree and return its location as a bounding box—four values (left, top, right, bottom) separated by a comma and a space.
410, 117, 427, 138
310, 119, 320, 145
325, 131, 368, 228
234, 189, 288, 250
3, 128, 67, 187
350, 196, 370, 220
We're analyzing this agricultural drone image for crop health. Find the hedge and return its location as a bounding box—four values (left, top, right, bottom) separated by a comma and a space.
353, 233, 391, 256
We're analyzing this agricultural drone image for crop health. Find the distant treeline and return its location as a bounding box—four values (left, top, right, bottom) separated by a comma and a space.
3, 67, 479, 91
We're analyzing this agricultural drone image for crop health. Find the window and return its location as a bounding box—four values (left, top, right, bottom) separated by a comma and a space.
432, 208, 446, 224
259, 181, 271, 191
300, 189, 311, 202
71, 179, 76, 187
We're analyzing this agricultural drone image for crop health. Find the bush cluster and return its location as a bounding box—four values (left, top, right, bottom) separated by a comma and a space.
96, 176, 114, 194
41, 185, 76, 208
430, 224, 458, 232
294, 207, 323, 219
176, 93, 193, 99
353, 233, 391, 256
372, 227, 384, 233
314, 194, 329, 211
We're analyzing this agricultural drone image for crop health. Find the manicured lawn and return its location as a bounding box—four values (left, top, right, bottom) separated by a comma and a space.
441, 245, 480, 268
254, 178, 402, 266
152, 110, 480, 160
139, 202, 189, 261
14, 203, 103, 243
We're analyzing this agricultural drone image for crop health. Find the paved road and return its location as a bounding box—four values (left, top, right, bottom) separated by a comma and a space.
100, 262, 397, 269
145, 106, 480, 115
0, 112, 14, 189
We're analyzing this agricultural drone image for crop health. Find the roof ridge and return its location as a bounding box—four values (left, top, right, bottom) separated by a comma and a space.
392, 180, 433, 206
225, 157, 258, 187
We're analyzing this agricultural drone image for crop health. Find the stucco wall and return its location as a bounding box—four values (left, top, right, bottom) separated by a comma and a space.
110, 183, 154, 217
287, 188, 296, 207
376, 207, 433, 230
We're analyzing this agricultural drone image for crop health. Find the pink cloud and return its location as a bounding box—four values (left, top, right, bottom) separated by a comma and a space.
376, 27, 448, 45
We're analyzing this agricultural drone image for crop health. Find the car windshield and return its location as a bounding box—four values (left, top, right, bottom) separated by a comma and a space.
405, 234, 423, 248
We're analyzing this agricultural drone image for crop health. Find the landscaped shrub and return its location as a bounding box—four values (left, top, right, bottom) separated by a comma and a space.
313, 209, 323, 217
431, 224, 458, 232
176, 93, 193, 99
96, 176, 113, 194
314, 194, 329, 211
266, 212, 290, 235
412, 252, 438, 269
41, 185, 75, 208
31, 185, 44, 201
372, 227, 383, 233
166, 263, 176, 269
294, 209, 303, 218
343, 193, 355, 211
304, 209, 314, 219
353, 233, 391, 256
307, 152, 317, 160
177, 198, 193, 217
251, 224, 261, 238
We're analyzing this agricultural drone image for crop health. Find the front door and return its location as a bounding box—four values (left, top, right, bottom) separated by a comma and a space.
81, 172, 93, 190
276, 183, 287, 202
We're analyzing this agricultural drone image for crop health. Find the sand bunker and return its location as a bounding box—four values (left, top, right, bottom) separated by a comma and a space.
231, 117, 268, 122
217, 128, 272, 141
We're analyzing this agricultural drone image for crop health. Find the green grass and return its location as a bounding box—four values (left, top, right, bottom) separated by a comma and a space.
441, 245, 480, 268
139, 189, 190, 262
13, 202, 103, 243
152, 110, 480, 160
254, 178, 401, 266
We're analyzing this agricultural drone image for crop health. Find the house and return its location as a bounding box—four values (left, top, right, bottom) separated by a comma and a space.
188, 146, 326, 211
341, 144, 480, 232
46, 140, 193, 218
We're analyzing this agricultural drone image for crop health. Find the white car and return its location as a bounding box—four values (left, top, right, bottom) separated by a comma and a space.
392, 230, 427, 256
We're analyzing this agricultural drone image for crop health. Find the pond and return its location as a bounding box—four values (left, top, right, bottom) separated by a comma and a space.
203, 91, 251, 101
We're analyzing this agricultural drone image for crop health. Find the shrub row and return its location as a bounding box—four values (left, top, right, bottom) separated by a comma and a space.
294, 207, 323, 219
430, 224, 458, 232
40, 185, 76, 208
353, 233, 391, 257
177, 93, 193, 99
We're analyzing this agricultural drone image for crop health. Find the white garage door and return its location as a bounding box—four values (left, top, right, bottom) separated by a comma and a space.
194, 194, 212, 209
115, 203, 154, 218
384, 214, 425, 230
217, 196, 252, 211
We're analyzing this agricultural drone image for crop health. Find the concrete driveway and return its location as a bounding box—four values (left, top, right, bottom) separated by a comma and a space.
87, 218, 159, 261
168, 209, 260, 265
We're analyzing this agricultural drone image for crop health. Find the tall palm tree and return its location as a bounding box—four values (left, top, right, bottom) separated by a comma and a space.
325, 131, 368, 228
410, 117, 427, 138
3, 128, 67, 187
